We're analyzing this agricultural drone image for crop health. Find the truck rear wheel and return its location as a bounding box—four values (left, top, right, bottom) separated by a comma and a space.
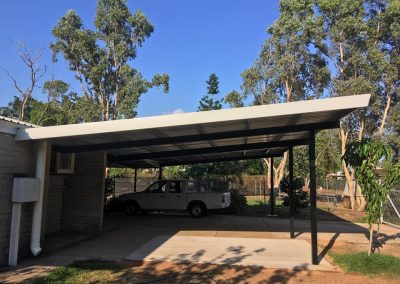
189, 203, 206, 218
125, 201, 139, 216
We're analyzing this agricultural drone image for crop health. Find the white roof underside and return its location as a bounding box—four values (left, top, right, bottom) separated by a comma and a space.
15, 94, 370, 168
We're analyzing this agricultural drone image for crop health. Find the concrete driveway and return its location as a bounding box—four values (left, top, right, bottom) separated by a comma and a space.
2, 212, 400, 283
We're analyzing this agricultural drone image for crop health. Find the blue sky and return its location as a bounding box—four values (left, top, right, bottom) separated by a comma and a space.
0, 0, 279, 117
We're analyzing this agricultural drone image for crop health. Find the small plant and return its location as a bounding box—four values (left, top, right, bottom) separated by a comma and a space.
344, 139, 400, 256
280, 176, 309, 210
225, 189, 247, 215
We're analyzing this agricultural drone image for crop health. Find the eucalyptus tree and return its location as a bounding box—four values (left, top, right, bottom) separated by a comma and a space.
228, 0, 330, 188
316, 0, 400, 209
51, 0, 169, 121
224, 90, 244, 108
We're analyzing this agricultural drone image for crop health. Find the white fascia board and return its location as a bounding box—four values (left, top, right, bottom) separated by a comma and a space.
15, 94, 371, 141
0, 121, 18, 135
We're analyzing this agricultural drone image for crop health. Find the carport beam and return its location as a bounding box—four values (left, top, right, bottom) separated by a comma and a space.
270, 157, 274, 216
309, 130, 318, 265
289, 146, 295, 239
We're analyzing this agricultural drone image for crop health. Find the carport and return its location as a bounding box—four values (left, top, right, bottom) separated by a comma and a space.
16, 94, 370, 265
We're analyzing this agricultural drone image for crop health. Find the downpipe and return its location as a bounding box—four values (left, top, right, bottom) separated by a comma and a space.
31, 141, 47, 256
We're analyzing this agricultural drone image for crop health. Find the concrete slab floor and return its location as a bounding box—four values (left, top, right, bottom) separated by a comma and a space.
125, 235, 334, 271
1, 213, 398, 283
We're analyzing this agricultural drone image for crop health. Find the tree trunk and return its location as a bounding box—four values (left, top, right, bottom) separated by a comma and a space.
339, 125, 356, 209
274, 152, 288, 188
304, 177, 310, 191
379, 94, 391, 134
356, 183, 366, 211
368, 225, 374, 256
264, 158, 271, 189
20, 96, 28, 121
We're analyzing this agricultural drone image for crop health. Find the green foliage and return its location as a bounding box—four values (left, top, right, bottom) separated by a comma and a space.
344, 139, 396, 225
0, 80, 103, 125
224, 90, 244, 108
198, 73, 222, 111
344, 139, 400, 254
222, 190, 247, 215
292, 130, 341, 182
108, 167, 135, 178
229, 0, 330, 107
50, 0, 169, 121
331, 252, 400, 277
0, 96, 30, 120
316, 0, 400, 139
163, 165, 188, 179
280, 176, 310, 209
242, 159, 266, 175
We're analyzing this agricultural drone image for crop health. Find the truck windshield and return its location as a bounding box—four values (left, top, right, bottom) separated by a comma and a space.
146, 181, 166, 193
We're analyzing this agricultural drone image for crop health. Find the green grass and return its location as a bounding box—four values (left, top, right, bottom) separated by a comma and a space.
246, 198, 283, 206
331, 252, 400, 278
26, 260, 124, 284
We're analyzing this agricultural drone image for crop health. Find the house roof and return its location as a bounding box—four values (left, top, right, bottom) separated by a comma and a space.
0, 115, 38, 135
15, 94, 370, 168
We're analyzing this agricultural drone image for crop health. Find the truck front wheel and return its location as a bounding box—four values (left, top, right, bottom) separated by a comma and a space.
189, 203, 206, 218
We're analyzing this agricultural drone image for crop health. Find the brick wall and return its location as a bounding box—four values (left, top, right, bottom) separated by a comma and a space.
0, 131, 106, 267
61, 152, 106, 232
0, 133, 35, 267
45, 176, 65, 234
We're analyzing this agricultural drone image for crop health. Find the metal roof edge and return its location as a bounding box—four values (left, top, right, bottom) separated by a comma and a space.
15, 94, 371, 141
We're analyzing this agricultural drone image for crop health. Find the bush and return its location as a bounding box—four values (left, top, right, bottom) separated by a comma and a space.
280, 176, 309, 209
217, 189, 247, 215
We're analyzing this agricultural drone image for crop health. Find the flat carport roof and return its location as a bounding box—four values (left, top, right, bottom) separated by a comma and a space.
16, 94, 370, 169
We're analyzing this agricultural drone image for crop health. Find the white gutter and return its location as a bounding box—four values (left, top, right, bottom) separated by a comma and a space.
31, 141, 47, 256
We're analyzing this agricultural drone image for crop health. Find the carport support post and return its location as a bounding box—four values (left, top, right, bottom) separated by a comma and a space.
158, 166, 162, 180
289, 146, 295, 239
270, 157, 274, 216
309, 130, 318, 265
134, 169, 137, 192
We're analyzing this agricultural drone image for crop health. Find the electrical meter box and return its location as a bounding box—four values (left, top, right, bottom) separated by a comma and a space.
12, 178, 40, 203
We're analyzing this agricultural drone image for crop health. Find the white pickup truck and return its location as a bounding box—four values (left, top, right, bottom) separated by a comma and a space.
117, 179, 231, 217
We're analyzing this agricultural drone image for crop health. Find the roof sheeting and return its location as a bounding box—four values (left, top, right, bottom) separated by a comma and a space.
15, 94, 370, 168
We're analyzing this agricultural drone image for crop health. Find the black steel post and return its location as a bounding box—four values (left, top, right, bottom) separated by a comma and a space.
309, 130, 318, 264
289, 146, 295, 239
158, 166, 162, 180
134, 169, 137, 192
270, 157, 274, 216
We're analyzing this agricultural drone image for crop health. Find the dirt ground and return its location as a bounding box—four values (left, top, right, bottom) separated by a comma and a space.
323, 240, 400, 258
35, 259, 399, 284
246, 195, 367, 223
125, 260, 399, 284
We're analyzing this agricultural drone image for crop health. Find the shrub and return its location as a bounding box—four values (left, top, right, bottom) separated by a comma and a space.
280, 176, 309, 209
220, 189, 247, 215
